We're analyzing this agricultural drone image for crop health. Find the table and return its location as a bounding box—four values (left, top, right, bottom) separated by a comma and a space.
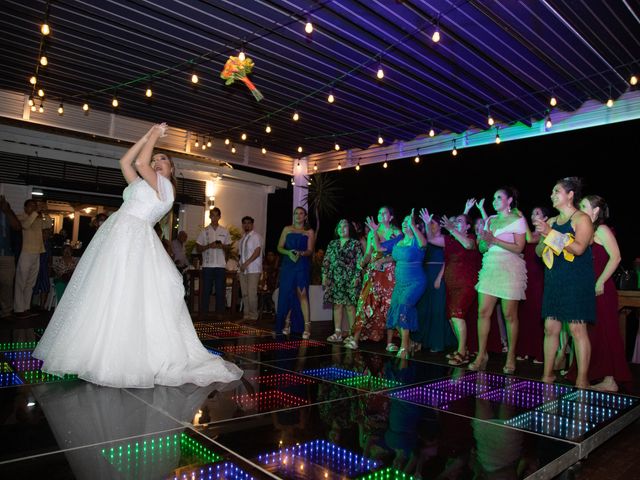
186, 269, 241, 318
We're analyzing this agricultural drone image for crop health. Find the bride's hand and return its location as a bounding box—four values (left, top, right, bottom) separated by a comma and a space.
157, 122, 168, 138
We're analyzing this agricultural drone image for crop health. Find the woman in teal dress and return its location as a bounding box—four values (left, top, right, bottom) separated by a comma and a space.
276, 207, 316, 338
534, 177, 595, 388
386, 210, 428, 359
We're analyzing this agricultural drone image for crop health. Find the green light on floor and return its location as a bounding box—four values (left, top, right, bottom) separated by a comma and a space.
0, 342, 38, 351
356, 467, 414, 479
20, 370, 78, 383
336, 375, 403, 390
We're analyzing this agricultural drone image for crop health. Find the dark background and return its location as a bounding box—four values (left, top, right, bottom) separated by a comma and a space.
265, 119, 640, 266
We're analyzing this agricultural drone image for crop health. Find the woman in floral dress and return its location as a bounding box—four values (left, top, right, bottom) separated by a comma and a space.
322, 219, 364, 342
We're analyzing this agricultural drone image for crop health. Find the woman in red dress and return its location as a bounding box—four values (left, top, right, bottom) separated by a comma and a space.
566, 195, 631, 391
420, 208, 481, 366
516, 207, 549, 363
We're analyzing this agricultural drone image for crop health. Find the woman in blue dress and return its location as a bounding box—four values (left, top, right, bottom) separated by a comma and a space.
275, 207, 316, 338
386, 210, 428, 359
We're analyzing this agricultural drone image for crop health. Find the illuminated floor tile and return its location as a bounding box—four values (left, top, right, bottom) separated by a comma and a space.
537, 399, 619, 424
102, 432, 223, 478
19, 370, 78, 384
458, 371, 519, 389
8, 359, 44, 372
388, 384, 464, 408
257, 440, 379, 478
219, 340, 325, 354
2, 350, 38, 361
247, 373, 317, 388
232, 390, 308, 412
562, 390, 639, 410
504, 410, 595, 440
336, 375, 404, 391
205, 347, 223, 356
0, 372, 23, 387
300, 367, 362, 381
356, 466, 415, 479
170, 462, 255, 480
0, 341, 38, 352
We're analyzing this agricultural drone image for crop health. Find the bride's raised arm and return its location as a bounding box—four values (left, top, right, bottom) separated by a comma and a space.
134, 123, 167, 193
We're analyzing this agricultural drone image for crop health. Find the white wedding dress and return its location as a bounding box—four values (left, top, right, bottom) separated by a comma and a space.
33, 174, 242, 388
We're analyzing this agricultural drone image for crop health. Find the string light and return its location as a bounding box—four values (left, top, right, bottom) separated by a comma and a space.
631, 75, 638, 86
37, 88, 44, 98
297, 146, 303, 153
238, 48, 246, 61
206, 138, 212, 148
191, 72, 199, 84
292, 111, 300, 121
355, 162, 360, 171
261, 147, 267, 154
40, 54, 48, 66
265, 123, 271, 133
429, 125, 435, 137
194, 137, 199, 148
487, 108, 494, 126
414, 154, 420, 163
57, 102, 64, 115
201, 143, 206, 150
545, 114, 552, 129
231, 146, 237, 154
305, 17, 313, 34
432, 17, 441, 43
550, 95, 557, 107
41, 23, 50, 36
28, 96, 34, 107
111, 94, 119, 108
82, 102, 89, 112
334, 142, 340, 151
376, 60, 384, 79
30, 104, 37, 112
38, 102, 44, 113
327, 91, 335, 103
313, 162, 318, 171
383, 161, 388, 168
337, 162, 342, 170
377, 132, 384, 144
145, 86, 153, 98
241, 132, 247, 141
224, 138, 230, 145
29, 75, 37, 85
452, 140, 458, 156
495, 128, 501, 144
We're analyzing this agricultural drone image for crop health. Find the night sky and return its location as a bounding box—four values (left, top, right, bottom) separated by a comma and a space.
265, 118, 640, 266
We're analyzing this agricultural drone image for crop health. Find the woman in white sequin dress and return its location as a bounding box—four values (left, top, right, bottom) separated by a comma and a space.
33, 124, 242, 388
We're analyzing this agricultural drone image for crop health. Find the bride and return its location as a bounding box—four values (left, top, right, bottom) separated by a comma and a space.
33, 123, 242, 388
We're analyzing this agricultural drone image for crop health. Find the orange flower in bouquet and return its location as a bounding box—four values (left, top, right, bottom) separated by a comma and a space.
220, 56, 263, 101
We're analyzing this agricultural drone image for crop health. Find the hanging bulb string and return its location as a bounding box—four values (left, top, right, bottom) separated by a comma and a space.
302, 59, 639, 144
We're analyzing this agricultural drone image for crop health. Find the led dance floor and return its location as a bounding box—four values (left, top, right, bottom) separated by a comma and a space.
0, 322, 638, 479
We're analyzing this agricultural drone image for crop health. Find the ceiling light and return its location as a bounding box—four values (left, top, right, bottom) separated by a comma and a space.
305, 19, 313, 34
292, 111, 300, 121
238, 49, 246, 62
231, 146, 237, 154
191, 73, 199, 84
57, 103, 64, 115
327, 92, 335, 103
265, 124, 271, 133
428, 128, 435, 137
41, 23, 50, 36
378, 134, 384, 144
37, 88, 44, 98
383, 162, 388, 168
630, 75, 638, 86
29, 75, 37, 85
206, 139, 212, 148
355, 163, 360, 171
82, 102, 89, 112
145, 87, 153, 98
334, 142, 340, 151
224, 138, 230, 145
297, 146, 303, 153
550, 96, 557, 107
261, 147, 267, 154
40, 55, 48, 66
241, 133, 247, 141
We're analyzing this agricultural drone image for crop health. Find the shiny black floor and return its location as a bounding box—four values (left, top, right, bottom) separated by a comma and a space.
0, 321, 638, 479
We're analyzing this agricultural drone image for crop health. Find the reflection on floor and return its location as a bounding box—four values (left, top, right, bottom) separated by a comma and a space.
0, 321, 639, 479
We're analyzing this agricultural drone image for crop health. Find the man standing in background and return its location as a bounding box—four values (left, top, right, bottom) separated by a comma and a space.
238, 216, 262, 321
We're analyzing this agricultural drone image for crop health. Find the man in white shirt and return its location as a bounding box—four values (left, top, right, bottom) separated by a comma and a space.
196, 208, 231, 316
14, 200, 48, 316
238, 216, 262, 321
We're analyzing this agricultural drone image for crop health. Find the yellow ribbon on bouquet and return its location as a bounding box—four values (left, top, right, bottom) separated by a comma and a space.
542, 229, 575, 269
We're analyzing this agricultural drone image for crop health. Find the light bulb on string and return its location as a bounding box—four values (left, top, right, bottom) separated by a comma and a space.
305, 17, 313, 34
41, 23, 50, 36
334, 142, 340, 151
37, 88, 44, 98
383, 161, 388, 168
545, 114, 552, 129
30, 104, 37, 112
201, 143, 206, 150
265, 123, 271, 133
355, 163, 360, 171
57, 102, 64, 115
606, 85, 613, 107
376, 61, 384, 79
495, 128, 501, 144
292, 111, 300, 121
261, 147, 267, 154
630, 75, 638, 86
297, 146, 303, 153
38, 102, 44, 113
40, 54, 48, 66
452, 140, 458, 156
194, 137, 199, 148
29, 75, 37, 85
550, 95, 557, 107
82, 102, 90, 112
238, 48, 246, 61
432, 28, 440, 43
327, 91, 335, 103
487, 108, 494, 126
429, 127, 435, 137
313, 162, 318, 171
224, 138, 230, 145
112, 95, 119, 108
145, 86, 153, 98
231, 146, 237, 154
206, 138, 212, 148
337, 162, 342, 170
28, 96, 34, 107
414, 155, 420, 163
191, 72, 199, 84
377, 132, 384, 144
241, 133, 247, 141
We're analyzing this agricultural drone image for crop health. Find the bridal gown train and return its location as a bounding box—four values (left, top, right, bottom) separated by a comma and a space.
33, 173, 243, 388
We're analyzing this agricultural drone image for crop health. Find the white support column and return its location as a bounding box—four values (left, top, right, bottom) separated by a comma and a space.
292, 157, 308, 210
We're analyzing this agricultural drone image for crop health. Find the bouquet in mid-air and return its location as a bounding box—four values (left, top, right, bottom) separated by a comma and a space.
220, 56, 263, 101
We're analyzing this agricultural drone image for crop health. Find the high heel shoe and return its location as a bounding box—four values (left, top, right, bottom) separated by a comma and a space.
502, 363, 516, 375
302, 322, 311, 340
396, 347, 410, 360
468, 354, 488, 371
281, 320, 291, 335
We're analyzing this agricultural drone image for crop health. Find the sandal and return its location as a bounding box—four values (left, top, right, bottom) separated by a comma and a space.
281, 320, 291, 335
468, 354, 488, 372
302, 322, 311, 340
326, 330, 343, 343
396, 347, 410, 359
344, 337, 359, 350
447, 351, 470, 366
386, 343, 399, 352
445, 351, 459, 360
